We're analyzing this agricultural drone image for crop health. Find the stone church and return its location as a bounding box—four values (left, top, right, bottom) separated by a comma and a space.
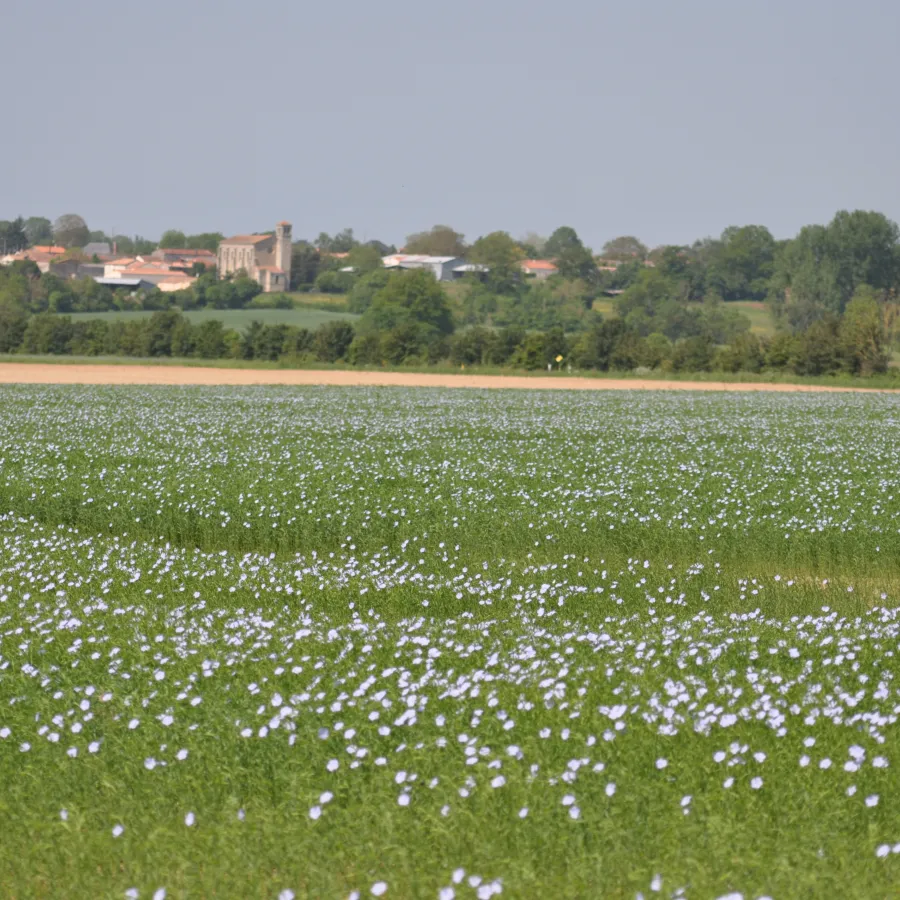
217, 221, 292, 292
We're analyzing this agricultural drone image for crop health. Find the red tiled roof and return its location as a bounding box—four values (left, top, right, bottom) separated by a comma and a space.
521, 259, 558, 271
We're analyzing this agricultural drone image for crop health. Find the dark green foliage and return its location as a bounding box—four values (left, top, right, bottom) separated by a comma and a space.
362, 270, 454, 336
312, 321, 355, 362
404, 225, 466, 257
314, 270, 356, 294
572, 319, 631, 370
0, 217, 28, 253
0, 301, 28, 352
671, 335, 715, 372
347, 270, 391, 314
545, 226, 597, 281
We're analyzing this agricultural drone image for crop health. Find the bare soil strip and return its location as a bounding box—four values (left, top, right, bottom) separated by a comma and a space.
0, 363, 894, 393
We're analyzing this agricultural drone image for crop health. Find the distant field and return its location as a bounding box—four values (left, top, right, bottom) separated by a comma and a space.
69, 307, 360, 329
730, 300, 776, 336
287, 292, 351, 310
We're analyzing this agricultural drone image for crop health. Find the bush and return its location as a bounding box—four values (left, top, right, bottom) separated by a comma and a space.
671, 336, 714, 372
248, 293, 294, 310
314, 270, 356, 294
313, 321, 355, 362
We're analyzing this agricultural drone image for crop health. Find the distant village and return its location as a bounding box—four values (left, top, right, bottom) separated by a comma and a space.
0, 220, 622, 295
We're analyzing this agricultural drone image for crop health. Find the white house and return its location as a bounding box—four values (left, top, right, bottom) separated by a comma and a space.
382, 254, 465, 282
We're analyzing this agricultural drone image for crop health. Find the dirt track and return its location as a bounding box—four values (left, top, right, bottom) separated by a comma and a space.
0, 362, 895, 393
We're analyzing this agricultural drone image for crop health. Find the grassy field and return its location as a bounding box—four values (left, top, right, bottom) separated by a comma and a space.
68, 306, 360, 329
1, 386, 899, 897
288, 291, 351, 311
730, 300, 776, 336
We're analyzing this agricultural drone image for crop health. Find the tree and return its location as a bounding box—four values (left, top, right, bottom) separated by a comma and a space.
544, 226, 597, 281
159, 230, 187, 249
771, 211, 900, 328
518, 232, 547, 258
314, 270, 355, 293
705, 225, 776, 301
0, 299, 28, 352
791, 317, 843, 375
23, 217, 52, 246
316, 229, 358, 254
53, 214, 90, 249
601, 236, 647, 261
0, 217, 28, 253
404, 225, 466, 257
347, 270, 391, 314
291, 244, 322, 290
363, 269, 454, 335
192, 320, 230, 358
346, 244, 383, 274
140, 310, 183, 357
671, 336, 714, 372
839, 284, 889, 375
313, 321, 355, 362
364, 239, 396, 255
828, 210, 899, 300
571, 319, 631, 370
184, 233, 223, 252
468, 231, 524, 293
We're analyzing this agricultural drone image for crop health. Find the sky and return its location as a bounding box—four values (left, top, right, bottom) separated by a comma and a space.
3, 0, 900, 250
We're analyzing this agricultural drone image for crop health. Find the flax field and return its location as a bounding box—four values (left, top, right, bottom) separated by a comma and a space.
2, 385, 900, 899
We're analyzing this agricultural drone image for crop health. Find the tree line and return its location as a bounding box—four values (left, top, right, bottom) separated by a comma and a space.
1, 268, 890, 378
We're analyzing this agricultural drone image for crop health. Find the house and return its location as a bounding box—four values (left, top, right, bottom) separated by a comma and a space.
49, 260, 105, 280
520, 259, 558, 280
151, 248, 217, 268
450, 263, 490, 280
82, 242, 113, 259
95, 277, 157, 292
382, 254, 465, 282
1, 245, 67, 272
103, 257, 139, 277
101, 258, 198, 292
217, 222, 292, 292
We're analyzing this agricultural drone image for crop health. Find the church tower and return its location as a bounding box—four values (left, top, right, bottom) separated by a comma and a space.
275, 221, 292, 288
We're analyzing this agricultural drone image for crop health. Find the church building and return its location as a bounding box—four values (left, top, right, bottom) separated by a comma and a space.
217, 221, 292, 292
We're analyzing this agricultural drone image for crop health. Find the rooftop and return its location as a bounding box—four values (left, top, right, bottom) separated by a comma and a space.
220, 234, 272, 245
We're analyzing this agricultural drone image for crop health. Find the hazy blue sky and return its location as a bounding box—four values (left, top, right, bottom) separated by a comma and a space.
3, 0, 899, 249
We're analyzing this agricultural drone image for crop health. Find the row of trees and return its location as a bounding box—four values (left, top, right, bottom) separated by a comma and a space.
4, 300, 887, 378
2, 264, 889, 378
